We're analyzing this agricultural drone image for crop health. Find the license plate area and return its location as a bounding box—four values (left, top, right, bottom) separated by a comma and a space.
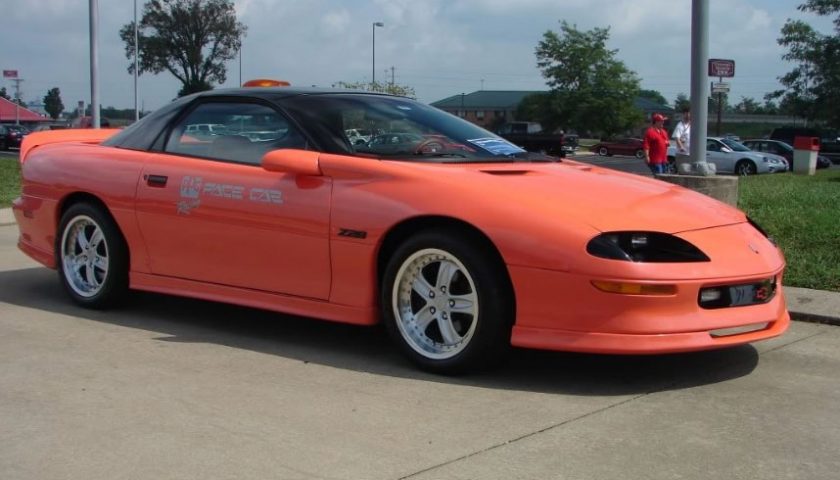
699, 278, 776, 309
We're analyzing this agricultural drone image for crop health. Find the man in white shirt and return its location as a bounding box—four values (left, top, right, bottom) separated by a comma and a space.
672, 106, 691, 157
671, 106, 691, 172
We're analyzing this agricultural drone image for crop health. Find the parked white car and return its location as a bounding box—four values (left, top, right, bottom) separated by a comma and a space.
667, 137, 788, 175
345, 128, 374, 145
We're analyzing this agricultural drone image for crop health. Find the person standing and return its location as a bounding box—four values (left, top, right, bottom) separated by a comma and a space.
643, 113, 670, 175
672, 106, 691, 167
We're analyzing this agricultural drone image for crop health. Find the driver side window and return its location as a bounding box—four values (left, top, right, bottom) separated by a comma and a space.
707, 140, 721, 152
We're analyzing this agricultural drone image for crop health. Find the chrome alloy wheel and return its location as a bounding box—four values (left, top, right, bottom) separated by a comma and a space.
392, 248, 479, 360
60, 215, 110, 298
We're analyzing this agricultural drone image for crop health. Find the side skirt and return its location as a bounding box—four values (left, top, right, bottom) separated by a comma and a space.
130, 272, 379, 326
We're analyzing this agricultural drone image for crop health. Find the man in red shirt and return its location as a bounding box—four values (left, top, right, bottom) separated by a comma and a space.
643, 113, 670, 175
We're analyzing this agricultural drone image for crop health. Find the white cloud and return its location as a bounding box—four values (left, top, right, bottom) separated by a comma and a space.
322, 9, 352, 33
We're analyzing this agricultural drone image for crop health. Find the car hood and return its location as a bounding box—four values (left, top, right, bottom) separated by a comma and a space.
447, 161, 745, 234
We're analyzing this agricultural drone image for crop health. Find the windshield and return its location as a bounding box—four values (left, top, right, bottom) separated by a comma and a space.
280, 94, 542, 162
720, 138, 750, 152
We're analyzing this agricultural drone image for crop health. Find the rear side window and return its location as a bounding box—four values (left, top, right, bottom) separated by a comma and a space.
164, 101, 307, 165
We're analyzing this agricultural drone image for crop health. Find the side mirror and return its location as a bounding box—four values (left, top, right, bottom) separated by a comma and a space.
720, 146, 733, 153
261, 149, 322, 176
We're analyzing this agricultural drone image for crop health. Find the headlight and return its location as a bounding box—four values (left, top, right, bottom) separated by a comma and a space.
586, 232, 710, 262
747, 217, 776, 245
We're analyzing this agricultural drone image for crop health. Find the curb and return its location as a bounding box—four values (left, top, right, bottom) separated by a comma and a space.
790, 311, 840, 327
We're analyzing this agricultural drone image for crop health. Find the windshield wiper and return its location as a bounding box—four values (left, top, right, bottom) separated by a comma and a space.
412, 152, 468, 158
508, 151, 562, 162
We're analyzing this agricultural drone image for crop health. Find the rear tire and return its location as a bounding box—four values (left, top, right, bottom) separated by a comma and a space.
56, 203, 129, 309
598, 147, 609, 156
635, 149, 645, 159
381, 229, 513, 374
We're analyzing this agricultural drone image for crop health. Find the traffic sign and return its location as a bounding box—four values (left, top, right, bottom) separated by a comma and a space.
708, 59, 735, 77
711, 82, 730, 93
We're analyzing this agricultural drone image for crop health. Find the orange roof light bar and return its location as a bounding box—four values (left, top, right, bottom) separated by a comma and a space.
242, 79, 291, 87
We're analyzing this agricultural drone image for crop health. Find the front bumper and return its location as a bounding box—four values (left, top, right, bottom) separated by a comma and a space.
508, 264, 790, 354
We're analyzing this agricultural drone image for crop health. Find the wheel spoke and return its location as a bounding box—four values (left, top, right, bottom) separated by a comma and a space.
84, 263, 98, 287
436, 316, 461, 345
413, 305, 436, 331
92, 255, 108, 274
76, 225, 90, 250
411, 273, 435, 299
436, 260, 458, 290
449, 292, 477, 313
89, 228, 103, 249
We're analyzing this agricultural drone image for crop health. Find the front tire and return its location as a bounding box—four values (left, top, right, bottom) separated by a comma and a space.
735, 160, 757, 176
635, 149, 645, 159
598, 147, 609, 156
56, 203, 129, 308
381, 230, 513, 374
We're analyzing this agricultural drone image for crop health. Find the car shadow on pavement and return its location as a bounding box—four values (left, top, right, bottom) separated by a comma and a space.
0, 267, 759, 395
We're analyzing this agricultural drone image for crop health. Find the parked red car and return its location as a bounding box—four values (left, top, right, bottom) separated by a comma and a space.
590, 138, 645, 158
0, 124, 29, 150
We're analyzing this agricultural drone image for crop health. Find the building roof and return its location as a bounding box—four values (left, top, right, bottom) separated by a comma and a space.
634, 96, 675, 114
0, 97, 50, 122
431, 90, 674, 113
431, 91, 543, 109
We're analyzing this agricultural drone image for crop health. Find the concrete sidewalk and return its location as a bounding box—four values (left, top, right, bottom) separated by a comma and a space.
0, 207, 13, 226
0, 207, 837, 324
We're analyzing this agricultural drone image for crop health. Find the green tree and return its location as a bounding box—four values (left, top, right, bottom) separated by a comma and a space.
770, 0, 840, 125
734, 96, 761, 114
332, 81, 416, 99
674, 93, 690, 111
638, 89, 668, 106
516, 92, 562, 132
534, 21, 642, 138
0, 87, 9, 101
43, 87, 64, 120
708, 92, 731, 114
761, 97, 779, 114
120, 0, 247, 97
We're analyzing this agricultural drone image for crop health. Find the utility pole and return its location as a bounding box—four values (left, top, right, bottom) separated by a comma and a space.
11, 78, 23, 125
689, 0, 710, 171
716, 76, 723, 136
133, 0, 139, 122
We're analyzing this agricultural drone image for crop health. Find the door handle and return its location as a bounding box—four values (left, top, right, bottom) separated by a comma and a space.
145, 174, 168, 187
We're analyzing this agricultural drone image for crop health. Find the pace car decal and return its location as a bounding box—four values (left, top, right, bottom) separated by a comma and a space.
177, 176, 202, 215
176, 175, 283, 215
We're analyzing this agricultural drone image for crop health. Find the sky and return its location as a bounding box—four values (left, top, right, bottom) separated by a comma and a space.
0, 0, 834, 112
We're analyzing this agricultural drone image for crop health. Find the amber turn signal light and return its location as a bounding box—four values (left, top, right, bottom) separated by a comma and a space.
591, 281, 677, 296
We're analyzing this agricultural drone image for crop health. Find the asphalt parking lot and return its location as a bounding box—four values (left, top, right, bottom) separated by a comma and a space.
1, 222, 840, 480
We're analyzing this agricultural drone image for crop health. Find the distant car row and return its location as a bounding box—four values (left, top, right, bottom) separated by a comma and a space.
590, 136, 831, 174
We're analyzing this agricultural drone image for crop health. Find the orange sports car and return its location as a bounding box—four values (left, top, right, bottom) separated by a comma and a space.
12, 87, 789, 374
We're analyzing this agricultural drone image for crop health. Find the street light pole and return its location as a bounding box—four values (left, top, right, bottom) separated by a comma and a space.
89, 0, 100, 129
372, 22, 384, 86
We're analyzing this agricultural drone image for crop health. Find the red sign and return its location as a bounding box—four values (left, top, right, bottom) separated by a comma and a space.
3, 70, 18, 78
708, 59, 735, 77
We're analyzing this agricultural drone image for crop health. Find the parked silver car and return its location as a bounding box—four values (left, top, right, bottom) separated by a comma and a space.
667, 137, 788, 175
